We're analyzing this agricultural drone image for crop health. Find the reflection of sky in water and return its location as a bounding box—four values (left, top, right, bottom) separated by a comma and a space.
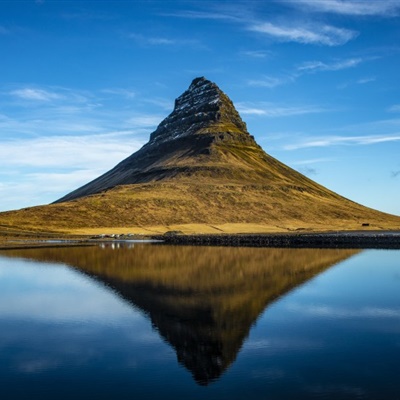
0, 249, 399, 399
0, 257, 138, 322
234, 250, 400, 398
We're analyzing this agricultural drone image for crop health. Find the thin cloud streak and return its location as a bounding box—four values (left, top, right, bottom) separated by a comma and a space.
248, 22, 357, 46
241, 50, 271, 58
247, 76, 292, 88
10, 88, 63, 102
284, 134, 400, 150
161, 10, 241, 22
298, 57, 363, 72
101, 88, 136, 98
248, 57, 367, 90
127, 33, 200, 47
286, 0, 400, 17
291, 158, 333, 165
237, 102, 327, 117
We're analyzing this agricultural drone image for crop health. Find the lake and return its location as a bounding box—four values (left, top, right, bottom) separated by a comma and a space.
0, 244, 399, 399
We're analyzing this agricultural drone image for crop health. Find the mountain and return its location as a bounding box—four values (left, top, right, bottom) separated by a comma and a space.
1, 245, 359, 384
0, 77, 399, 234
55, 76, 312, 203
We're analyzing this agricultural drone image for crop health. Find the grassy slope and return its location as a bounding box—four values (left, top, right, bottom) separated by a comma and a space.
0, 140, 399, 235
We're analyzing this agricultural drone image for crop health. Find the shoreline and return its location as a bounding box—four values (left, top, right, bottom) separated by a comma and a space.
152, 231, 400, 249
0, 230, 399, 250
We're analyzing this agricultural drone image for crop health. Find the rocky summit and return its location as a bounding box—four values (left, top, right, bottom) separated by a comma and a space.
1, 77, 399, 234
55, 76, 260, 203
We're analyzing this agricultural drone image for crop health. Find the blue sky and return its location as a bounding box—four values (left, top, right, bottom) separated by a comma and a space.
0, 0, 399, 215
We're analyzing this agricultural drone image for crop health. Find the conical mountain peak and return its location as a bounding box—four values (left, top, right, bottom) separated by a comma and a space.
41, 78, 399, 234
149, 77, 248, 145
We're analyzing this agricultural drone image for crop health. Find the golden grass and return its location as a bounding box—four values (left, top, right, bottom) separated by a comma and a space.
1, 137, 399, 236
0, 180, 399, 237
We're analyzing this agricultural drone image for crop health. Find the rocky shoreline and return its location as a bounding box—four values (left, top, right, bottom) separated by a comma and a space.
153, 231, 400, 249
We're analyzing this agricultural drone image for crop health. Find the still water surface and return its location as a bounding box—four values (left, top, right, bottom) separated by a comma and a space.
0, 244, 399, 399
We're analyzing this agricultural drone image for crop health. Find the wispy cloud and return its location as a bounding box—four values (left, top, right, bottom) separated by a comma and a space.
357, 77, 376, 84
126, 115, 163, 128
0, 132, 145, 210
7, 85, 92, 105
248, 56, 367, 90
291, 158, 333, 165
241, 50, 271, 58
1, 84, 165, 138
161, 10, 241, 22
10, 88, 63, 102
101, 88, 136, 98
167, 7, 357, 46
388, 104, 400, 113
237, 102, 327, 117
286, 0, 400, 17
128, 33, 175, 45
247, 75, 293, 88
284, 134, 400, 150
0, 133, 144, 169
298, 57, 363, 72
338, 76, 376, 89
248, 22, 357, 46
128, 33, 199, 47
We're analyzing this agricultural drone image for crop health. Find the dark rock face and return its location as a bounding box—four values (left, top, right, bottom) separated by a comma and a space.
149, 77, 249, 144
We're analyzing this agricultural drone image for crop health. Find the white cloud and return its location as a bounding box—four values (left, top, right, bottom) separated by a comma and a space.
287, 0, 400, 17
10, 88, 63, 102
284, 134, 400, 150
298, 57, 363, 72
237, 102, 327, 117
249, 22, 357, 46
291, 158, 333, 165
0, 132, 145, 210
247, 76, 290, 88
0, 133, 144, 169
0, 83, 166, 210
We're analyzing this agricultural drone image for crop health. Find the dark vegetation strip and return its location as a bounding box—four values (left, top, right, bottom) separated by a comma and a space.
153, 232, 400, 249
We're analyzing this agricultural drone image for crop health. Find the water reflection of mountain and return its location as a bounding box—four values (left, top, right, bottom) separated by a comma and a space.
1, 245, 358, 385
